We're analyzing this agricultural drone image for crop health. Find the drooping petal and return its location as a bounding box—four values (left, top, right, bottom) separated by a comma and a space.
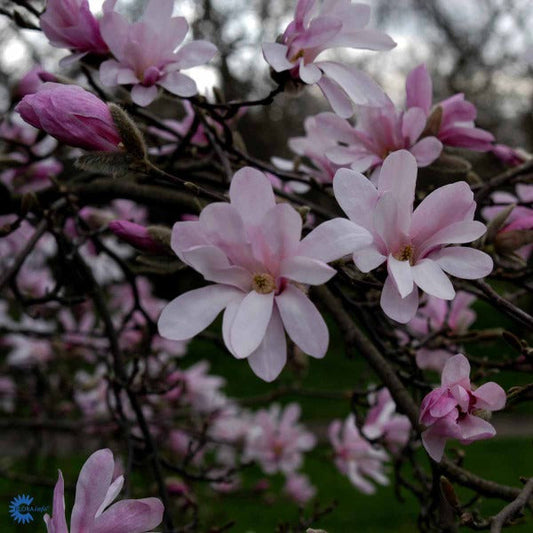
159, 71, 197, 97
247, 307, 287, 382
458, 415, 496, 443
262, 42, 293, 72
387, 255, 414, 298
317, 76, 354, 118
230, 291, 275, 358
158, 285, 241, 340
297, 218, 372, 262
280, 256, 336, 284
70, 449, 115, 532
299, 60, 322, 84
380, 275, 419, 323
229, 167, 276, 228
275, 285, 328, 358
406, 64, 432, 114
429, 247, 493, 280
93, 498, 164, 533
473, 382, 506, 411
411, 259, 455, 300
131, 84, 158, 107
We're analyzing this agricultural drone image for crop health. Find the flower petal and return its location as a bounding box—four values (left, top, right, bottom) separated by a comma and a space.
441, 354, 471, 387
387, 254, 414, 298
280, 256, 336, 284
173, 40, 217, 69
406, 64, 432, 114
380, 275, 419, 323
429, 247, 493, 280
353, 245, 386, 272
411, 259, 455, 300
93, 498, 164, 533
317, 76, 353, 118
159, 71, 197, 97
131, 84, 158, 107
473, 382, 506, 411
458, 414, 496, 443
276, 285, 328, 358
410, 137, 442, 166
262, 42, 293, 72
158, 285, 241, 340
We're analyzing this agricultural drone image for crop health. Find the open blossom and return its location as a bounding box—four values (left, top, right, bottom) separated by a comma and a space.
44, 448, 164, 533
419, 354, 506, 462
262, 0, 395, 117
99, 0, 217, 106
243, 403, 316, 474
363, 388, 410, 453
158, 166, 371, 381
329, 414, 389, 494
406, 64, 494, 151
40, 0, 108, 61
324, 93, 443, 176
333, 150, 493, 323
284, 473, 317, 504
15, 83, 121, 152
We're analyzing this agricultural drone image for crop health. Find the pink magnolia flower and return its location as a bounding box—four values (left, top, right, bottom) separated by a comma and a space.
99, 0, 217, 106
262, 0, 395, 117
419, 354, 506, 462
108, 220, 169, 255
363, 388, 410, 453
44, 448, 164, 533
490, 144, 528, 167
284, 473, 317, 504
15, 83, 121, 151
158, 166, 372, 381
333, 150, 493, 323
16, 66, 56, 97
329, 414, 389, 494
324, 98, 443, 176
40, 0, 108, 62
243, 403, 316, 474
406, 64, 494, 151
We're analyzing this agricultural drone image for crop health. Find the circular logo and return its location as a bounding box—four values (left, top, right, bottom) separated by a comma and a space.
9, 494, 34, 524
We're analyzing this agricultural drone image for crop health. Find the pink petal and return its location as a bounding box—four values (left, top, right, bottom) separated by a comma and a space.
99, 59, 122, 86
171, 220, 209, 258
229, 167, 276, 228
317, 61, 389, 107
387, 254, 414, 298
159, 71, 197, 97
222, 298, 242, 357
411, 181, 475, 245
411, 259, 455, 300
46, 471, 68, 533
380, 275, 419, 323
402, 107, 426, 144
353, 245, 386, 272
329, 29, 396, 51
93, 498, 164, 533
230, 291, 275, 358
333, 168, 378, 229
406, 64, 432, 114
417, 221, 487, 258
410, 137, 442, 166
458, 415, 496, 443
293, 16, 342, 50
473, 382, 506, 411
247, 307, 287, 382
421, 426, 448, 462
131, 84, 158, 107
430, 247, 493, 280
299, 60, 322, 84
374, 193, 402, 252
71, 449, 115, 532
280, 256, 336, 284
262, 42, 293, 72
158, 285, 241, 340
276, 285, 328, 358
317, 76, 354, 118
173, 40, 217, 69
297, 218, 372, 263
95, 475, 124, 517
441, 354, 471, 387
377, 150, 417, 230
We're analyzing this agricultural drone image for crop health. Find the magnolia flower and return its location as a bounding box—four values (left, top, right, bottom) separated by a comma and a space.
419, 354, 506, 462
406, 64, 494, 151
15, 83, 121, 151
16, 66, 56, 97
324, 98, 443, 176
243, 403, 316, 474
158, 166, 371, 381
284, 473, 317, 504
363, 388, 410, 453
44, 448, 164, 533
262, 0, 395, 117
40, 0, 108, 63
329, 414, 389, 494
99, 0, 217, 106
333, 150, 493, 323
108, 220, 169, 255
490, 144, 528, 167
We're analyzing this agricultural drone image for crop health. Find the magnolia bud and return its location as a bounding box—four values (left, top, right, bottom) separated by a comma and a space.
108, 220, 170, 254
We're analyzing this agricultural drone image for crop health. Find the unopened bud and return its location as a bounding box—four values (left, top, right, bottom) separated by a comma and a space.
494, 229, 533, 254
440, 476, 460, 509
108, 220, 170, 254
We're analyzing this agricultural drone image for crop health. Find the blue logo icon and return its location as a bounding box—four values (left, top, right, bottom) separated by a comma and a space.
9, 494, 35, 524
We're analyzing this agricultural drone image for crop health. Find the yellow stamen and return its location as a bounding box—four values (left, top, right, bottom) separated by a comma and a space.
252, 273, 276, 294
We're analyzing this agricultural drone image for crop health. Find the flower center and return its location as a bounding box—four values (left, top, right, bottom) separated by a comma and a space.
289, 49, 305, 63
394, 244, 414, 264
252, 273, 276, 294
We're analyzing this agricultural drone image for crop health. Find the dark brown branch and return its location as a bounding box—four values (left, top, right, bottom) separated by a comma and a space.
490, 478, 533, 532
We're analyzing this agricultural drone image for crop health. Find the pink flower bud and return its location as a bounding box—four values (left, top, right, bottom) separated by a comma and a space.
15, 83, 121, 151
16, 67, 56, 98
40, 0, 108, 55
108, 220, 169, 254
